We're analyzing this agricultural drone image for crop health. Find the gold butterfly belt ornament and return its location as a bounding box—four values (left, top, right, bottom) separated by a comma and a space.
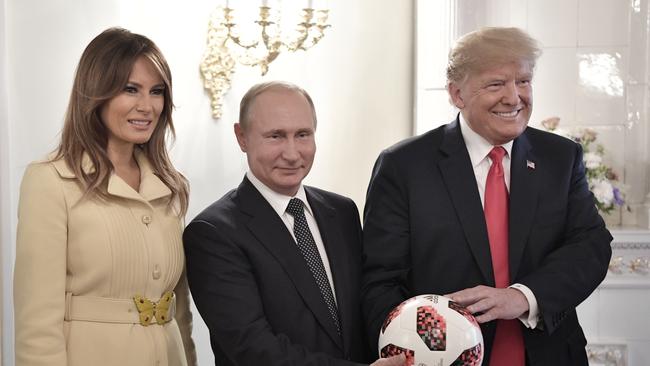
133, 291, 174, 326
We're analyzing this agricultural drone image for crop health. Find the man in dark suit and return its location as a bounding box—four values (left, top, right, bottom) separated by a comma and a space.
362, 27, 613, 366
184, 81, 404, 366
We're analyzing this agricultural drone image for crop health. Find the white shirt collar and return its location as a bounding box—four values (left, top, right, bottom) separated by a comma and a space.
459, 113, 513, 166
246, 171, 313, 217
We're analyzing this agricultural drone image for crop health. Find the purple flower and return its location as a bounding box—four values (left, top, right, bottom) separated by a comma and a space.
613, 187, 625, 206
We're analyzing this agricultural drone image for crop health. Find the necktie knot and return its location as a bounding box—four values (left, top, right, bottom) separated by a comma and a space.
286, 198, 304, 216
488, 146, 507, 164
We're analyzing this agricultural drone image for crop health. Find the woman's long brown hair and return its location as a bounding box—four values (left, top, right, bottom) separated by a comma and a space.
53, 27, 189, 216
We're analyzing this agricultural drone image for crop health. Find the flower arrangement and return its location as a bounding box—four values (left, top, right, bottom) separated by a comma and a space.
541, 117, 626, 215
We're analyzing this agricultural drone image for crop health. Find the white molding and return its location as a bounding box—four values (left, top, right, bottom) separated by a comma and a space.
611, 242, 650, 250
586, 342, 627, 366
610, 228, 650, 244
599, 278, 650, 289
602, 228, 650, 286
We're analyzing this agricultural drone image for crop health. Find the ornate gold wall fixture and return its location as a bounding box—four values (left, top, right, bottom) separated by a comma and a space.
200, 7, 236, 119
200, 3, 330, 119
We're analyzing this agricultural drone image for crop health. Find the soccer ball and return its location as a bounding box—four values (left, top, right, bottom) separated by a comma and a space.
378, 294, 483, 366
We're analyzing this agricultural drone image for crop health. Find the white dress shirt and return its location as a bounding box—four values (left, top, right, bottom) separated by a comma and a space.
459, 114, 540, 329
246, 171, 337, 304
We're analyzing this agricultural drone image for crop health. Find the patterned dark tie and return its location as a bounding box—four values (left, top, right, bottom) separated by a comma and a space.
286, 198, 341, 334
484, 147, 525, 366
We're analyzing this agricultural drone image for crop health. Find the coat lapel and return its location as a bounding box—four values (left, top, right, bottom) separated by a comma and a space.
135, 150, 172, 202
305, 188, 348, 351
437, 120, 495, 285
508, 132, 539, 281
237, 178, 343, 350
51, 149, 171, 206
106, 149, 171, 205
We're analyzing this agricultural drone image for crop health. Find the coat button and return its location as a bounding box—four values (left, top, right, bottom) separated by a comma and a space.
152, 264, 161, 280
142, 215, 152, 224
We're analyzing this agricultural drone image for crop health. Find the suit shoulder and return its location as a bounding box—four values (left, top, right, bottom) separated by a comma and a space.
382, 124, 446, 158
305, 186, 356, 208
370, 123, 449, 175
188, 188, 239, 225
525, 126, 580, 154
22, 160, 59, 180
20, 160, 67, 195
305, 186, 362, 229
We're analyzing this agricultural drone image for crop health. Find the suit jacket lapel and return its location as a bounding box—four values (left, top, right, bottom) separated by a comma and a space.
237, 178, 343, 350
509, 132, 539, 280
306, 188, 347, 351
438, 120, 495, 285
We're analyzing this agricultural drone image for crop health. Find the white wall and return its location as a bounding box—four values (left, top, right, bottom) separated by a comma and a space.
1, 0, 9, 361
1, 0, 414, 364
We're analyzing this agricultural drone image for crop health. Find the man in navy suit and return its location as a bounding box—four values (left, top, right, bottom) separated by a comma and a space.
184, 81, 404, 366
362, 28, 612, 366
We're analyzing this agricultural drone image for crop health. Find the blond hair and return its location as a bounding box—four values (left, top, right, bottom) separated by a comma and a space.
446, 27, 542, 84
54, 27, 189, 216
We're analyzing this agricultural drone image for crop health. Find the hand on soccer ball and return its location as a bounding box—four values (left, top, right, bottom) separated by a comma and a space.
370, 354, 406, 366
446, 286, 529, 323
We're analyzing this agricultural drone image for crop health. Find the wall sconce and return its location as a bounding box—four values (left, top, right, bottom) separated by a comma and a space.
200, 1, 331, 119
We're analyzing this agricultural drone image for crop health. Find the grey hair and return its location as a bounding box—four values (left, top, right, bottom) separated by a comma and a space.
239, 81, 317, 130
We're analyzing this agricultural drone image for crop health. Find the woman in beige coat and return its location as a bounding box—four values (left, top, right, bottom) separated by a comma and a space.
14, 28, 196, 366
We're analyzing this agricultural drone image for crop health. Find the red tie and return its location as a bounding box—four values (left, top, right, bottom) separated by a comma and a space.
484, 147, 525, 366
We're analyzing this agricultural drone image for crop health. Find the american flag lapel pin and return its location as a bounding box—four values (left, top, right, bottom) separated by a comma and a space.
526, 160, 536, 170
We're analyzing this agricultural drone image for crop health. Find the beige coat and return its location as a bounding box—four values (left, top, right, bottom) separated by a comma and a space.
14, 150, 197, 366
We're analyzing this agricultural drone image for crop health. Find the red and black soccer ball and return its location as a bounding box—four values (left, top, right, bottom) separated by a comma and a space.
378, 294, 483, 366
